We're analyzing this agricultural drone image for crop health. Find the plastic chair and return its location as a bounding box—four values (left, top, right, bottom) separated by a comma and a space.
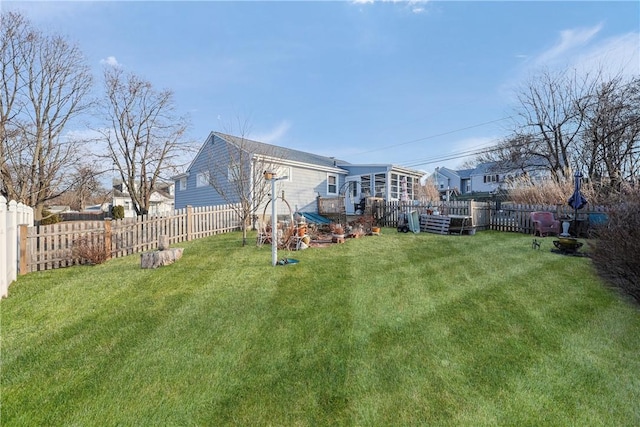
530, 211, 560, 237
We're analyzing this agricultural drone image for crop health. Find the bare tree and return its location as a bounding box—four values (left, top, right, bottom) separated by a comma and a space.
66, 163, 106, 210
415, 175, 440, 203
578, 76, 640, 190
97, 66, 189, 216
49, 162, 110, 211
1, 11, 93, 219
202, 121, 285, 246
477, 69, 595, 182
507, 69, 595, 181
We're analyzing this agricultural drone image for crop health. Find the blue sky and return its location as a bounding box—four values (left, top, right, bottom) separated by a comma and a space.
5, 1, 639, 173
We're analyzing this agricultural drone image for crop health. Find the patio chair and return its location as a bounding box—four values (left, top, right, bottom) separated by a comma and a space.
530, 211, 560, 237
256, 223, 271, 247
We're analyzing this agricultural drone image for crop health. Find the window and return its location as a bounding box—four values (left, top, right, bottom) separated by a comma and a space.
196, 172, 209, 187
228, 165, 239, 182
179, 177, 187, 191
483, 174, 500, 183
391, 173, 399, 199
406, 176, 414, 200
350, 181, 358, 198
327, 173, 338, 195
360, 174, 371, 197
374, 173, 386, 197
275, 166, 292, 182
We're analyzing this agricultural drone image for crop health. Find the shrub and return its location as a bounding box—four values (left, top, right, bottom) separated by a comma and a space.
589, 191, 640, 304
505, 168, 635, 207
40, 209, 61, 225
72, 235, 108, 265
111, 205, 125, 220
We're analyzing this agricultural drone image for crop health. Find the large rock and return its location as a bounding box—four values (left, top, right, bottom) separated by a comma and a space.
141, 248, 183, 269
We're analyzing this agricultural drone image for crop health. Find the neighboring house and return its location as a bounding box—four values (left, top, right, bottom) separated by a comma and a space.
173, 132, 426, 216
433, 161, 550, 200
433, 167, 461, 196
111, 180, 175, 218
47, 205, 72, 215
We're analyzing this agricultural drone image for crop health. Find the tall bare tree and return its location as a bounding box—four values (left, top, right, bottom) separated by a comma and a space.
202, 121, 285, 246
578, 76, 640, 190
98, 66, 189, 216
66, 163, 106, 210
1, 11, 93, 219
508, 69, 595, 181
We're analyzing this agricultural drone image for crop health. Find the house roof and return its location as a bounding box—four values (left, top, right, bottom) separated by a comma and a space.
457, 168, 474, 179
214, 132, 350, 171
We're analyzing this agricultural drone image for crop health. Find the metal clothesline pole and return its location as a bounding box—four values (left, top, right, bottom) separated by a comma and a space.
266, 171, 288, 266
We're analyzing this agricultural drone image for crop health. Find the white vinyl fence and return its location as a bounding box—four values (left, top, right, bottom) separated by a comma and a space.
1, 196, 34, 298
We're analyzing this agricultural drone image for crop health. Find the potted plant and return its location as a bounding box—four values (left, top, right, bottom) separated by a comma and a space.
331, 224, 345, 243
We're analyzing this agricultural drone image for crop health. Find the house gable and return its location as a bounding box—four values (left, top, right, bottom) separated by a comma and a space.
174, 132, 426, 214
174, 132, 349, 212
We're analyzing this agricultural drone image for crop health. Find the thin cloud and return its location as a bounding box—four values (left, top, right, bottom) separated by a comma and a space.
351, 0, 430, 14
253, 121, 292, 144
535, 23, 603, 66
503, 24, 638, 96
100, 56, 121, 67
572, 32, 640, 79
409, 0, 429, 14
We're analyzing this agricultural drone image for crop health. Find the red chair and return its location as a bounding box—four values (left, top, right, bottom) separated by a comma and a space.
530, 211, 560, 237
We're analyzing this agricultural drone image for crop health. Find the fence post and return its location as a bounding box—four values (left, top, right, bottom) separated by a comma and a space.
6, 200, 17, 290
186, 205, 193, 241
19, 224, 28, 275
0, 197, 7, 298
104, 219, 112, 260
469, 201, 475, 226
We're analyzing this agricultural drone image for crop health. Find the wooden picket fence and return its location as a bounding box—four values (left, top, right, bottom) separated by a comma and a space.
377, 200, 492, 230
491, 202, 608, 235
19, 204, 241, 274
375, 200, 606, 236
14, 198, 611, 276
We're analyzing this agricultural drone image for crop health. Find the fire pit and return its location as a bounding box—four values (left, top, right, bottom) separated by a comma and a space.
553, 237, 583, 254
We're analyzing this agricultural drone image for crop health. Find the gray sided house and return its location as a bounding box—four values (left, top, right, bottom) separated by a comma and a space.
434, 164, 507, 198
174, 132, 426, 217
433, 161, 551, 200
173, 132, 349, 218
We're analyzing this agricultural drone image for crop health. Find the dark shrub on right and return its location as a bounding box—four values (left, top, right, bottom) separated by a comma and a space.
590, 191, 640, 304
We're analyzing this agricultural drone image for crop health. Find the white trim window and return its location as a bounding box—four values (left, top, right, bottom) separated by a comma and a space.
196, 172, 210, 187
228, 165, 240, 182
327, 173, 338, 195
270, 165, 292, 182
179, 177, 187, 191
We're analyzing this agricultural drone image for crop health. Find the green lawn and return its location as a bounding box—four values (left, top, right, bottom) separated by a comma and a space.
2, 230, 639, 426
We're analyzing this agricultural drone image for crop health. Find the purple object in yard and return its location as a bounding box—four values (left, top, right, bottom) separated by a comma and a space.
568, 170, 587, 211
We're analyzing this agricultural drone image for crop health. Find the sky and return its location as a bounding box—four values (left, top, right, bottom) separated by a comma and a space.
3, 0, 640, 174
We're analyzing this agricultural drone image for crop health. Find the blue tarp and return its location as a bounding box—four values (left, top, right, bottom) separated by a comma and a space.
298, 212, 332, 224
